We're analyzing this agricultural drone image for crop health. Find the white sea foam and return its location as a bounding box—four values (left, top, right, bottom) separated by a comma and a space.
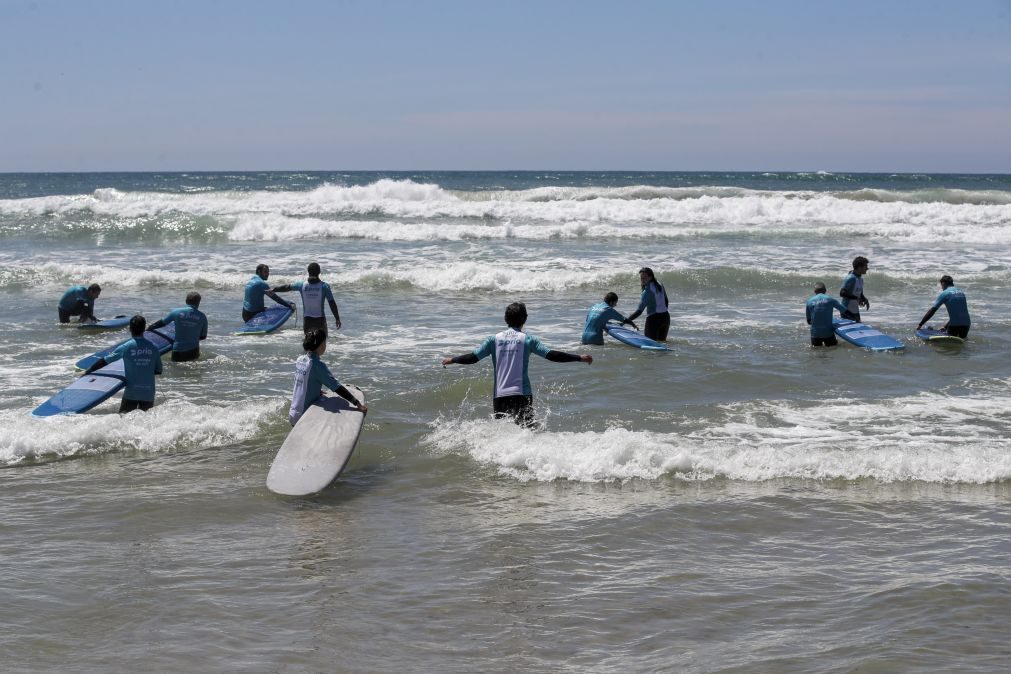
425, 391, 1011, 484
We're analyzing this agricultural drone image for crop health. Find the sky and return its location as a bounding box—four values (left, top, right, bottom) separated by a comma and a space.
1, 0, 1010, 172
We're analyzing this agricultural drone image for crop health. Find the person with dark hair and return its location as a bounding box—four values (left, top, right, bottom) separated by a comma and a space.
242, 264, 294, 322
58, 283, 101, 323
84, 315, 162, 413
271, 262, 342, 335
441, 302, 592, 427
840, 256, 870, 321
148, 291, 209, 362
581, 291, 637, 345
917, 275, 971, 338
626, 267, 670, 342
289, 328, 366, 425
805, 282, 848, 347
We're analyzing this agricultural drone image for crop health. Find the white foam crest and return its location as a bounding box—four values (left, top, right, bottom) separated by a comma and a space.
347, 260, 616, 292
1, 398, 282, 465
0, 261, 243, 290
425, 391, 1011, 484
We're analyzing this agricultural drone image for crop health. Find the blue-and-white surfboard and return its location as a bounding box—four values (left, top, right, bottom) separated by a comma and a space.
75, 324, 176, 371
915, 328, 965, 344
833, 319, 904, 351
604, 324, 672, 351
235, 305, 294, 335
78, 315, 131, 331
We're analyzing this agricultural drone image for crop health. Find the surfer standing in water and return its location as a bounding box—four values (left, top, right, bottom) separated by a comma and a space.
805, 282, 848, 346
626, 267, 670, 342
84, 315, 162, 413
271, 262, 342, 336
148, 291, 209, 362
840, 256, 870, 321
441, 302, 592, 427
289, 329, 366, 426
243, 264, 295, 323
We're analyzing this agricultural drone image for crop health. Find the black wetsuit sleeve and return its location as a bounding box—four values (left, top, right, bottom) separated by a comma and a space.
84, 358, 108, 375
148, 319, 166, 331
545, 350, 582, 363
334, 385, 360, 407
272, 284, 293, 293
451, 353, 480, 365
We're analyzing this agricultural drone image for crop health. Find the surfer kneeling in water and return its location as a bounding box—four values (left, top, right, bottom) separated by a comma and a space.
289, 329, 366, 426
626, 267, 670, 342
805, 282, 848, 347
581, 292, 637, 345
916, 275, 971, 338
58, 283, 101, 324
441, 302, 592, 428
84, 315, 162, 413
243, 264, 295, 323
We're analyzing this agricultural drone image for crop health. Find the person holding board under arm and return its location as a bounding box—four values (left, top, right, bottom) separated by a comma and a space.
58, 283, 101, 323
626, 267, 670, 342
84, 315, 162, 413
289, 329, 366, 426
148, 291, 208, 362
271, 262, 342, 336
917, 275, 971, 338
805, 282, 849, 347
243, 264, 295, 323
840, 256, 871, 321
581, 292, 636, 345
441, 302, 592, 427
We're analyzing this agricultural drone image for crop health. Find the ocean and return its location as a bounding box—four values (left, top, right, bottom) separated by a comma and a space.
1, 171, 1009, 672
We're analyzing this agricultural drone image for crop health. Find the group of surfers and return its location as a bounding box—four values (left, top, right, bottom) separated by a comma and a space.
56, 256, 970, 425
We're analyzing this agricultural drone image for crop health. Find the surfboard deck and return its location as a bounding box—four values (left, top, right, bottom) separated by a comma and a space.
267, 385, 366, 496
75, 324, 176, 371
604, 323, 672, 351
833, 319, 905, 351
78, 315, 131, 331
32, 360, 128, 417
235, 305, 294, 335
915, 328, 965, 344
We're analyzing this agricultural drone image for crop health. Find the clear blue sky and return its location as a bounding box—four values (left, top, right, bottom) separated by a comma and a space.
2, 0, 1010, 172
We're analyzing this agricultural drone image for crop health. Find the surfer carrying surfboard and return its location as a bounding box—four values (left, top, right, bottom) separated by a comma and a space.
916, 275, 971, 339
805, 282, 849, 346
148, 291, 208, 362
57, 283, 101, 324
626, 267, 670, 342
83, 315, 163, 413
243, 264, 295, 323
289, 329, 367, 425
441, 302, 592, 427
581, 292, 637, 344
840, 256, 871, 322
271, 262, 342, 336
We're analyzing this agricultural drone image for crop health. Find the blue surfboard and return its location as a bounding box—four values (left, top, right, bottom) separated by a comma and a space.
235, 305, 294, 335
604, 323, 672, 351
833, 319, 905, 351
77, 315, 132, 331
32, 360, 128, 417
75, 324, 176, 371
915, 328, 965, 344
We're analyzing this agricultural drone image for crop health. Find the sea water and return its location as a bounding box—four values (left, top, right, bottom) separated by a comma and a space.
1, 171, 1009, 671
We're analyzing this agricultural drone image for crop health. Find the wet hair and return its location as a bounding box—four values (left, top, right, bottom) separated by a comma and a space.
814, 282, 827, 294
307, 262, 321, 277
604, 292, 618, 305
939, 275, 954, 287
186, 291, 201, 307
504, 302, 528, 329
255, 263, 269, 276
303, 328, 327, 352
852, 256, 869, 270
88, 283, 102, 294
129, 314, 146, 336
638, 267, 655, 279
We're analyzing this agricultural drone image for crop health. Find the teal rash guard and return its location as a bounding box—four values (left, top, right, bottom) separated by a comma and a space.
105, 336, 163, 402
581, 302, 626, 345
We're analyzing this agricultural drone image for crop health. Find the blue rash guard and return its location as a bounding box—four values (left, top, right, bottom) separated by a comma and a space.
473, 328, 552, 398
840, 272, 865, 315
158, 306, 208, 352
243, 276, 272, 313
59, 285, 94, 314
289, 351, 342, 425
105, 336, 163, 402
291, 279, 335, 318
582, 302, 626, 345
805, 293, 848, 338
933, 286, 971, 326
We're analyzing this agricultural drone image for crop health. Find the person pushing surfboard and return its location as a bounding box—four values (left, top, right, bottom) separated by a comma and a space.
581, 292, 637, 344
805, 282, 848, 347
58, 283, 101, 324
916, 275, 971, 339
243, 264, 295, 323
289, 329, 367, 426
441, 302, 592, 427
83, 314, 163, 413
148, 291, 208, 362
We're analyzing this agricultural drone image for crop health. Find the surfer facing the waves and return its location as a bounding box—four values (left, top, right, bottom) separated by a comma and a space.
840, 256, 870, 321
581, 292, 637, 344
148, 291, 209, 362
441, 302, 592, 427
243, 264, 295, 323
289, 329, 367, 426
626, 267, 670, 342
84, 315, 162, 413
805, 282, 848, 347
58, 283, 101, 324
271, 262, 342, 336
917, 275, 971, 338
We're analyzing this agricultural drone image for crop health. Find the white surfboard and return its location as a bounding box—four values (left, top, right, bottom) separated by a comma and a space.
266, 385, 366, 496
